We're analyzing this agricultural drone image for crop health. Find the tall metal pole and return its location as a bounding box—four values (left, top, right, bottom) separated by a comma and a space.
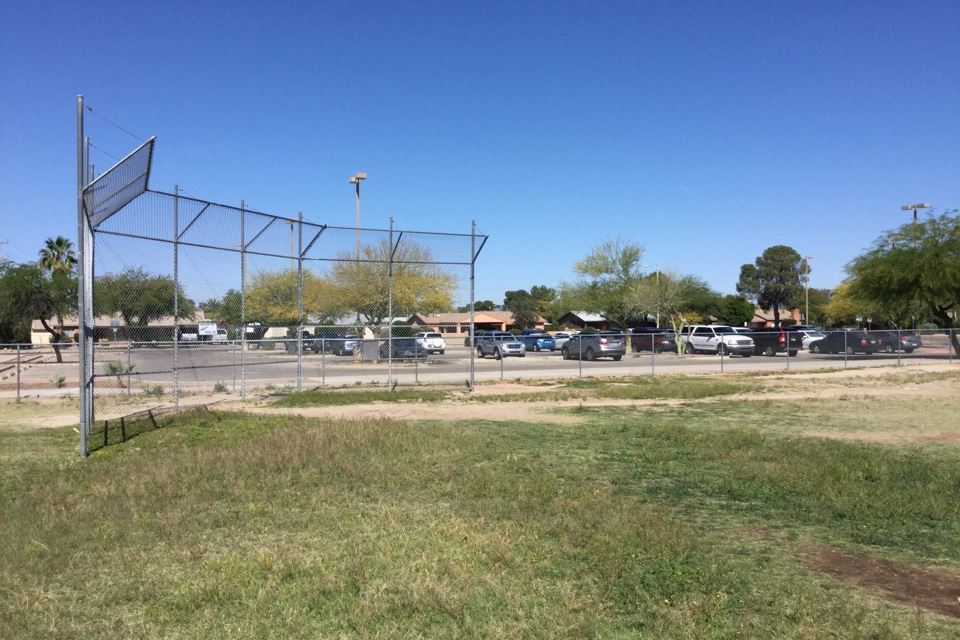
804, 256, 813, 325
296, 212, 303, 392
76, 95, 90, 457
240, 201, 246, 402
469, 220, 476, 391
173, 185, 180, 411
387, 217, 394, 390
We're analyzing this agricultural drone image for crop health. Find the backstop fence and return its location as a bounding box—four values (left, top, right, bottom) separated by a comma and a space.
77, 102, 488, 456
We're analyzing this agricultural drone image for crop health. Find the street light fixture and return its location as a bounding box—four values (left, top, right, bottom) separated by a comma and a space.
349, 173, 367, 259
900, 202, 930, 224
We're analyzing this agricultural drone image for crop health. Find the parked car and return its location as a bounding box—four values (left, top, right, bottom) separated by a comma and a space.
552, 331, 577, 349
872, 331, 922, 353
339, 334, 361, 356
680, 325, 754, 356
630, 327, 676, 353
561, 330, 625, 361
379, 336, 426, 360
521, 333, 556, 352
744, 327, 803, 356
783, 325, 826, 350
807, 330, 881, 355
285, 330, 321, 353
477, 332, 526, 359
414, 331, 446, 354
464, 331, 492, 347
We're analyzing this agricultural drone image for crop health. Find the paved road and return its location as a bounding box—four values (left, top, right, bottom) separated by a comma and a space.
3, 336, 955, 399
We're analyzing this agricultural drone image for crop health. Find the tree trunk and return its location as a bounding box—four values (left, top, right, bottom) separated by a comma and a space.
39, 318, 63, 363
931, 308, 960, 356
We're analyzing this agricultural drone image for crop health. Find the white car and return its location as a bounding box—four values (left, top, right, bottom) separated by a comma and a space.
414, 331, 446, 354
552, 331, 578, 349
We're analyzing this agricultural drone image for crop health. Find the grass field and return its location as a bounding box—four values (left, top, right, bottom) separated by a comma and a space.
3, 369, 960, 638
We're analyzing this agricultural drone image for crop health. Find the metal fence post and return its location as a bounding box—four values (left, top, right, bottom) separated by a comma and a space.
126, 342, 132, 395
843, 331, 848, 368
16, 344, 21, 402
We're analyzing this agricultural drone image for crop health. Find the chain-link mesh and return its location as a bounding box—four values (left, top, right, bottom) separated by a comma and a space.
81, 185, 485, 430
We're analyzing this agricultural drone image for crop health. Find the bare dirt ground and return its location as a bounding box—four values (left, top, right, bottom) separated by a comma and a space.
6, 363, 960, 619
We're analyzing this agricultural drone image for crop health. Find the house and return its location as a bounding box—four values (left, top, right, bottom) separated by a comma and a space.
30, 311, 210, 344
407, 311, 547, 338
554, 311, 617, 331
747, 308, 802, 328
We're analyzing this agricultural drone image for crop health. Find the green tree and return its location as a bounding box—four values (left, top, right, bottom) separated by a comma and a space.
504, 289, 539, 330
559, 237, 646, 332
0, 262, 76, 361
529, 285, 558, 322
94, 268, 195, 327
632, 270, 713, 353
737, 245, 804, 327
330, 240, 456, 328
456, 300, 495, 313
38, 236, 77, 275
245, 270, 346, 327
846, 209, 960, 352
717, 294, 756, 327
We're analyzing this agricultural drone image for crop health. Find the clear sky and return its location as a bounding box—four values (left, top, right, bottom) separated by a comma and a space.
2, 1, 958, 305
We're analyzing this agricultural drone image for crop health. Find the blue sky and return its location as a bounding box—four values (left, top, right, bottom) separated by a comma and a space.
2, 1, 958, 305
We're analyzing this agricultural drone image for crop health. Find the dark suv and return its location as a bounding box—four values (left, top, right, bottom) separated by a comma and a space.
630, 327, 676, 353
745, 327, 803, 356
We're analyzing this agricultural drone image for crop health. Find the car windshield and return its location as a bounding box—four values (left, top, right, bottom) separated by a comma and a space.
713, 326, 735, 334
806, 330, 824, 338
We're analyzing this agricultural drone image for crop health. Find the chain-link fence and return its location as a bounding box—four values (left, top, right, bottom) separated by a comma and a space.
76, 135, 488, 454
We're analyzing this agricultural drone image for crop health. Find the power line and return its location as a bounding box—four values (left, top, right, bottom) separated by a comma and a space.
84, 104, 146, 143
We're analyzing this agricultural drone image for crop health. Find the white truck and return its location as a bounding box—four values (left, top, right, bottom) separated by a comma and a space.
179, 320, 224, 343
680, 324, 754, 357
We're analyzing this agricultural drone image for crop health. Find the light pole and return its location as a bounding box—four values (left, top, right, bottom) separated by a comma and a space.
803, 256, 813, 325
350, 173, 367, 259
900, 202, 931, 224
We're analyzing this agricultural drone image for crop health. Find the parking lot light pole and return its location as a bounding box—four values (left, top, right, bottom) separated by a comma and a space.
901, 202, 931, 224
804, 256, 813, 324
350, 173, 367, 259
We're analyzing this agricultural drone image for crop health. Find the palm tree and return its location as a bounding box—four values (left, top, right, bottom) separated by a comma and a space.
37, 236, 78, 352
38, 236, 77, 276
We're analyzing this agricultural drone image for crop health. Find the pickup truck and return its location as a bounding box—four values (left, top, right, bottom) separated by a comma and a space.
680, 325, 754, 357
741, 327, 802, 356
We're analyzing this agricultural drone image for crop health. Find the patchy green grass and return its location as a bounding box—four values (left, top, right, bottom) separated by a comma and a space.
3, 384, 960, 638
275, 388, 451, 407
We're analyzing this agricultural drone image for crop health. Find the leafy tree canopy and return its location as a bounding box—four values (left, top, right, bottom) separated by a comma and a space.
503, 289, 539, 331
559, 237, 646, 330
717, 294, 755, 327
737, 245, 804, 326
245, 270, 347, 327
94, 268, 195, 326
846, 209, 960, 350
330, 240, 456, 327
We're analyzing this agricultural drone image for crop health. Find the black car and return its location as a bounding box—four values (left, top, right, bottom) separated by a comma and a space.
379, 336, 427, 360
808, 331, 881, 355
284, 329, 322, 353
630, 327, 677, 353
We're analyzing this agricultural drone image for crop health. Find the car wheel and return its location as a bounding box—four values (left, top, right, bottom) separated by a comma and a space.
612, 355, 622, 361
585, 348, 596, 361
717, 343, 727, 356
811, 344, 821, 354
788, 350, 798, 357
562, 347, 571, 360
763, 345, 775, 357
493, 348, 502, 360
477, 346, 484, 358
684, 343, 696, 355
534, 344, 541, 352
845, 346, 854, 355
884, 342, 894, 353
439, 350, 445, 355
653, 344, 662, 354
